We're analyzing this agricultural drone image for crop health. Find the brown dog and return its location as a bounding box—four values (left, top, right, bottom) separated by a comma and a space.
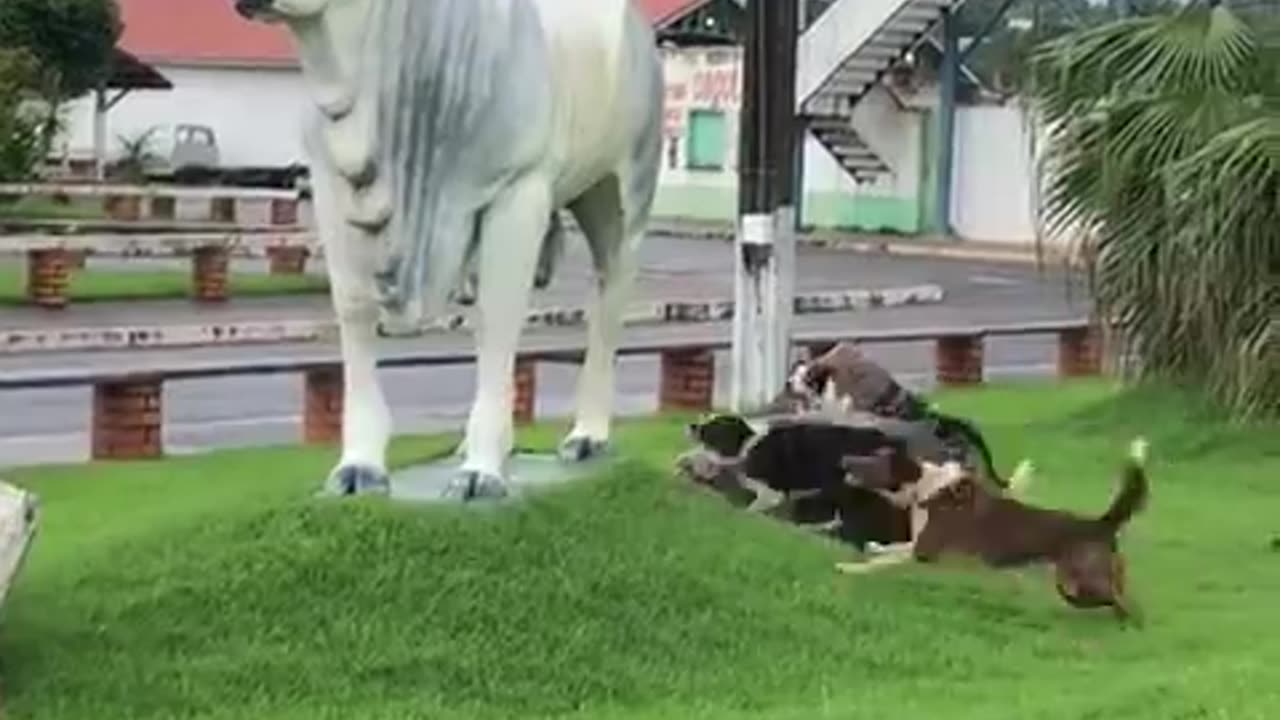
789, 341, 926, 419
840, 453, 1035, 553
839, 438, 1149, 622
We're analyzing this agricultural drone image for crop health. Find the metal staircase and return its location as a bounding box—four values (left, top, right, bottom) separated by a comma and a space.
798, 0, 960, 185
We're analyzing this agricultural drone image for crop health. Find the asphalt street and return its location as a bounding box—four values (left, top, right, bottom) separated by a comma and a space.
0, 245, 1091, 468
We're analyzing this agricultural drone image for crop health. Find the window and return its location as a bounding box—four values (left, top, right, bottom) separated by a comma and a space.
686, 109, 727, 170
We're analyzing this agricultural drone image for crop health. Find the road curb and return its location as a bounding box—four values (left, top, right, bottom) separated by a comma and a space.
644, 220, 1080, 268
0, 284, 944, 355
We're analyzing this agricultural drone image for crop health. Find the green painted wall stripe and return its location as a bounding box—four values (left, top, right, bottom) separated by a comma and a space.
653, 184, 920, 234
653, 185, 737, 222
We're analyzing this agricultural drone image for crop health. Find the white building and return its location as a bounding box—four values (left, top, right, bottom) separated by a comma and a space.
57, 0, 1044, 246
57, 0, 309, 172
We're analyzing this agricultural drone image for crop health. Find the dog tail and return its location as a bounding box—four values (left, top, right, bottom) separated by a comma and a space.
1006, 458, 1035, 494
1097, 437, 1150, 531
928, 411, 1003, 487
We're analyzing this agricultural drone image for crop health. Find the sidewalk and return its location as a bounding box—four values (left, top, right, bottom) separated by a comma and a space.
645, 218, 1080, 268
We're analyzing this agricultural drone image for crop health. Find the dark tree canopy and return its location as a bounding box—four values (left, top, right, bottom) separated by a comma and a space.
1027, 4, 1279, 418
0, 47, 43, 181
954, 0, 1188, 94
0, 0, 122, 100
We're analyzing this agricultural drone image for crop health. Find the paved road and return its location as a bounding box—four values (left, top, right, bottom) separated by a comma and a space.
1, 235, 1059, 330
0, 250, 1091, 468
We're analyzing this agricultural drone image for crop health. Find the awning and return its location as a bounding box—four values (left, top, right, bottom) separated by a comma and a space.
106, 48, 173, 91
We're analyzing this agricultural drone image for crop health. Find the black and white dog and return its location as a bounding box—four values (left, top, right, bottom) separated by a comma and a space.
678, 413, 923, 549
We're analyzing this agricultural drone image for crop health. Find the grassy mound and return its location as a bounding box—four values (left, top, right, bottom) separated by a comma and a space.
2, 381, 1278, 719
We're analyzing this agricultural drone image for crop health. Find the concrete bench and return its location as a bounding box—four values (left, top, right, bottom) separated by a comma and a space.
2, 183, 320, 308
5, 230, 320, 308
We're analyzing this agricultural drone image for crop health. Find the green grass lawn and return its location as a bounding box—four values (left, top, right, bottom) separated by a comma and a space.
0, 262, 328, 305
1, 380, 1277, 719
0, 197, 104, 221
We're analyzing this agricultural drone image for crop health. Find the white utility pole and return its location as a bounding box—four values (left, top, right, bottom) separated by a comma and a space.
730, 0, 799, 412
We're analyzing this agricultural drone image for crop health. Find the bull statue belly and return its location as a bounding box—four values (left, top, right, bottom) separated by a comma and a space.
235, 0, 663, 499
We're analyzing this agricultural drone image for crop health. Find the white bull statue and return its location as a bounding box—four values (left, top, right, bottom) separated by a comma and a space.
235, 0, 664, 499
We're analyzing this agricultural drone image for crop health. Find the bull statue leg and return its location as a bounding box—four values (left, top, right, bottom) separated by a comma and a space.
558, 7, 662, 463
306, 121, 393, 495
559, 171, 652, 461
445, 177, 553, 499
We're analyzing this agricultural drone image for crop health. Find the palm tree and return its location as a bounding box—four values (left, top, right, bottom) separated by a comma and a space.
1026, 2, 1279, 419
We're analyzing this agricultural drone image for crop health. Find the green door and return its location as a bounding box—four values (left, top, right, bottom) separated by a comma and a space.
686, 109, 728, 170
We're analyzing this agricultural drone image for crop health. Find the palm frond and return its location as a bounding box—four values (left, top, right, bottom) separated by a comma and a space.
1025, 4, 1279, 418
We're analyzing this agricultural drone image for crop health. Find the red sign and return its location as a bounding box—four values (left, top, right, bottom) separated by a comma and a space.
690, 67, 740, 106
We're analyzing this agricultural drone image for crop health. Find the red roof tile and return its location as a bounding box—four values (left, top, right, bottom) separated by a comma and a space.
116, 0, 298, 67
641, 0, 710, 26
115, 0, 708, 67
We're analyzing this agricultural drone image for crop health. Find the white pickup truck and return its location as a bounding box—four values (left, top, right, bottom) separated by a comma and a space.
141, 123, 310, 191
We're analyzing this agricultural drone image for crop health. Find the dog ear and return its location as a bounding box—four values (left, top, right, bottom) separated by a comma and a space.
686, 413, 713, 439
685, 423, 700, 440
921, 477, 976, 510
803, 362, 834, 393
947, 478, 976, 507
787, 360, 812, 395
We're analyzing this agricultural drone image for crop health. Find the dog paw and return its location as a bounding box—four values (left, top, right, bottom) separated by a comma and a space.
674, 450, 718, 481
323, 463, 390, 497
1114, 600, 1146, 628
1129, 437, 1149, 465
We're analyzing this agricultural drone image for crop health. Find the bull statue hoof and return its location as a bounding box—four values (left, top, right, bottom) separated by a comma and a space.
558, 436, 611, 463
324, 464, 391, 496
443, 471, 510, 502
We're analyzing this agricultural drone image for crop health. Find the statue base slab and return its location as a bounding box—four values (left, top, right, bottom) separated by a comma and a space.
387, 452, 605, 504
